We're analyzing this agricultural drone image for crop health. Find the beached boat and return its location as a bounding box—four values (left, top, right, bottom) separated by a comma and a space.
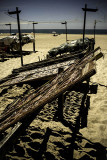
0, 46, 103, 159
0, 34, 34, 52
0, 46, 102, 133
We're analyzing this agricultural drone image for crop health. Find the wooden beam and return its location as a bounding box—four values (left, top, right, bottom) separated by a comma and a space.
0, 122, 22, 159
8, 7, 23, 66
58, 67, 64, 120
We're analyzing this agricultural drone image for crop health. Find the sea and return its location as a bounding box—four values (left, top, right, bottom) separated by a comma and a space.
0, 29, 107, 34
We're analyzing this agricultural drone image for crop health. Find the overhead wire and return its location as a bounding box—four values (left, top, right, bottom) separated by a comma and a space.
0, 8, 106, 26
1, 10, 79, 24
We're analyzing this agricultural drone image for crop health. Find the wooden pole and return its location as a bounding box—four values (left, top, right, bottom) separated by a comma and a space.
94, 20, 96, 42
83, 4, 87, 47
8, 7, 23, 66
16, 7, 23, 66
10, 24, 11, 35
61, 21, 68, 43
65, 21, 67, 43
33, 22, 38, 53
5, 23, 11, 36
58, 67, 64, 120
82, 4, 98, 48
33, 22, 35, 53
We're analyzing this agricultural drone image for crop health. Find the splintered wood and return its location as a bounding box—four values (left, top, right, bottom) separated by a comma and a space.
0, 48, 99, 133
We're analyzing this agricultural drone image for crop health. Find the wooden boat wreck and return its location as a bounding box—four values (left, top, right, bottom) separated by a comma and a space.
0, 45, 103, 159
0, 46, 103, 132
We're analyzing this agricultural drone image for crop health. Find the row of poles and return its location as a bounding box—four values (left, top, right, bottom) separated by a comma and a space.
6, 4, 98, 66
5, 21, 67, 42
5, 19, 97, 45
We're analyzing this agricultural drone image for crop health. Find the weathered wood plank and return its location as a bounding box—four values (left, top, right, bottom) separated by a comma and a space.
0, 122, 22, 151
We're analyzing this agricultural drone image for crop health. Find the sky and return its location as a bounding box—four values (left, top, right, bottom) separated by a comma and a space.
0, 0, 107, 29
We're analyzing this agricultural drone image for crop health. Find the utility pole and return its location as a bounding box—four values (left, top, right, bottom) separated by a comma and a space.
32, 22, 38, 53
82, 4, 98, 47
94, 20, 96, 42
5, 23, 11, 35
8, 7, 23, 66
61, 21, 67, 43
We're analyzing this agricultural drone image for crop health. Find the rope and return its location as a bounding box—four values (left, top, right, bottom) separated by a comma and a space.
90, 80, 107, 88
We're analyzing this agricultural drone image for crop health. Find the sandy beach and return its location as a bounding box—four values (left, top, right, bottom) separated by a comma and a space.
0, 33, 107, 159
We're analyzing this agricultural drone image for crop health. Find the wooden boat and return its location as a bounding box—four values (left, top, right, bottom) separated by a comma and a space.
0, 47, 103, 159
0, 47, 102, 133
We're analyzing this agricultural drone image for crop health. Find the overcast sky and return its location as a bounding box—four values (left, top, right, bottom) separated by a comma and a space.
0, 0, 107, 29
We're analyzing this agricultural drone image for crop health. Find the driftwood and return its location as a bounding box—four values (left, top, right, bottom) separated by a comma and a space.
0, 47, 100, 133
0, 122, 22, 159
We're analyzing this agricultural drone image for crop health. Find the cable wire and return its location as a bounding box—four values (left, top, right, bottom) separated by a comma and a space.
2, 10, 81, 24
90, 80, 107, 88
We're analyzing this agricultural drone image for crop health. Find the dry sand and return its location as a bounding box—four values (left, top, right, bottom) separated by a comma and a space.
0, 33, 107, 159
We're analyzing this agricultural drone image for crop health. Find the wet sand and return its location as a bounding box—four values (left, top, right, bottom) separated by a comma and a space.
0, 33, 107, 159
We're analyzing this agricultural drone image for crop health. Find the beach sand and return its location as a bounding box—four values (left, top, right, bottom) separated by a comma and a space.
0, 33, 107, 159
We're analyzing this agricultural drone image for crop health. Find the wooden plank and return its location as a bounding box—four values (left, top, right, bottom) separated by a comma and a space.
0, 110, 41, 159
0, 122, 22, 152
0, 50, 97, 133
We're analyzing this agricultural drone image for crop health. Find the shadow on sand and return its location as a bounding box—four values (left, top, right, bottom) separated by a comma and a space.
1, 80, 106, 160
0, 50, 35, 62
